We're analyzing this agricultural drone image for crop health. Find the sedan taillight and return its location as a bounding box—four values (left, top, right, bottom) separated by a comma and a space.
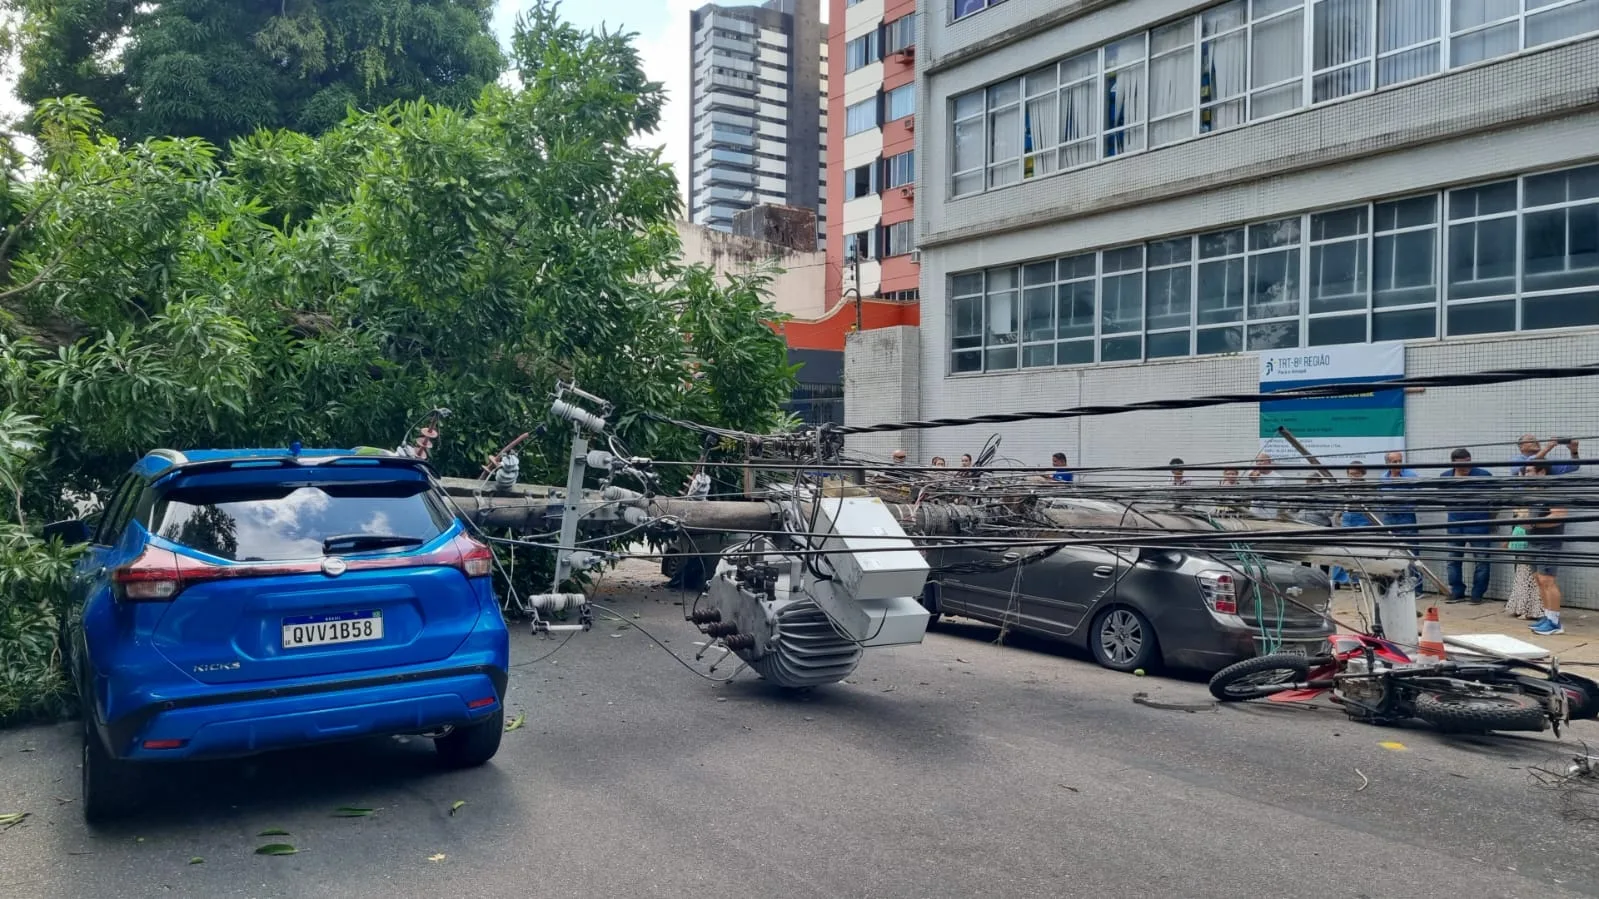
1196, 570, 1238, 615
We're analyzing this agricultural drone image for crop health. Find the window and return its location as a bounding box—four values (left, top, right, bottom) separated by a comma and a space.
846, 230, 876, 262
1195, 228, 1246, 352
154, 480, 451, 562
1100, 246, 1144, 360
1059, 52, 1099, 169
1312, 0, 1373, 101
946, 165, 1599, 373
95, 476, 142, 546
847, 164, 876, 200
1022, 65, 1059, 179
845, 33, 878, 73
1145, 237, 1194, 357
1446, 179, 1517, 334
947, 0, 1599, 199
882, 220, 916, 257
1377, 0, 1442, 85
1103, 36, 1147, 157
1250, 0, 1305, 119
1149, 20, 1197, 147
886, 83, 915, 121
885, 14, 917, 54
1246, 218, 1302, 349
845, 99, 877, 136
884, 150, 915, 188
1520, 165, 1599, 330
951, 92, 985, 196
1056, 254, 1098, 364
950, 273, 985, 373
954, 0, 1003, 19
984, 267, 1020, 370
1307, 206, 1370, 344
987, 78, 1022, 188
1372, 195, 1438, 339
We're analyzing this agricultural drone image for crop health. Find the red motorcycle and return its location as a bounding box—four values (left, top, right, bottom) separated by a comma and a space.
1208, 633, 1599, 736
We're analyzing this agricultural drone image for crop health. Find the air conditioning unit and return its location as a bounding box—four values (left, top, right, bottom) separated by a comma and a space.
899, 185, 915, 198
903, 115, 915, 132
896, 46, 915, 60
910, 249, 921, 264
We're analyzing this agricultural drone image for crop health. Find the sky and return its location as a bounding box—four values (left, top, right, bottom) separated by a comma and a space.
1, 1, 812, 205
492, 0, 701, 201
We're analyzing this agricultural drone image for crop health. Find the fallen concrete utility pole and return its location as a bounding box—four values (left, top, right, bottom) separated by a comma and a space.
437, 476, 1414, 576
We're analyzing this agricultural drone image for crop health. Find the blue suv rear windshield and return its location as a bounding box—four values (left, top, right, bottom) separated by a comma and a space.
150, 480, 454, 562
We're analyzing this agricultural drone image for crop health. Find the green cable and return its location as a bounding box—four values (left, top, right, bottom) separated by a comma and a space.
1205, 513, 1285, 655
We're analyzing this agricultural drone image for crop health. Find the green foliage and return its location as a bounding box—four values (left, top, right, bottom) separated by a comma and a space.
0, 411, 81, 725
0, 1, 798, 722
13, 0, 506, 146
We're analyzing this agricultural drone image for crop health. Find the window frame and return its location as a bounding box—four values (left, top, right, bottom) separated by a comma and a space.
942, 162, 1599, 377
945, 0, 1599, 198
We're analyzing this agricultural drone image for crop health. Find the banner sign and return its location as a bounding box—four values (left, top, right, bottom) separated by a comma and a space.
1258, 342, 1405, 464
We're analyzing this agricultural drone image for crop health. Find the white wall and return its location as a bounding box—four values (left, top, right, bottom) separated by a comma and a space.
675, 221, 825, 319
846, 326, 1599, 607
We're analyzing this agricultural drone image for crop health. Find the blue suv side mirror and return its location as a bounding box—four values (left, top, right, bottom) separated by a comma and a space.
42, 519, 94, 546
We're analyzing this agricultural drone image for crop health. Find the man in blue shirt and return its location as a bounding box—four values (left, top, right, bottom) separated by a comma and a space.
1441, 447, 1495, 604
1512, 435, 1579, 476
1380, 451, 1424, 594
1051, 452, 1074, 483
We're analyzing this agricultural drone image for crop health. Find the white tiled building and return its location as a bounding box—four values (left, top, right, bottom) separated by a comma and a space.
845, 0, 1599, 605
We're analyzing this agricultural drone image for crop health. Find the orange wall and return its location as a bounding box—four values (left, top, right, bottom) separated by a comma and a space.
773, 299, 920, 353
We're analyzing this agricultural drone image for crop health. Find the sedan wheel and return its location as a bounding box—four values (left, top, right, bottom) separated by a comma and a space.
1090, 607, 1158, 673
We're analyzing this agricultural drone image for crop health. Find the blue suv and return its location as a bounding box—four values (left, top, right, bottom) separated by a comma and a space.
47, 449, 511, 823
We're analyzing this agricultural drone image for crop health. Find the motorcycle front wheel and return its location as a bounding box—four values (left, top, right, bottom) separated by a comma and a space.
1413, 691, 1548, 733
1209, 653, 1327, 702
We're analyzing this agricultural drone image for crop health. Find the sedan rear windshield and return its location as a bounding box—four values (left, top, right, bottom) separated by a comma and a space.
150, 481, 454, 562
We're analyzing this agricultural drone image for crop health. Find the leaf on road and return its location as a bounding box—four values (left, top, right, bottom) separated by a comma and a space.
1057, 784, 1080, 793
0, 812, 28, 830
449, 800, 466, 816
332, 807, 376, 817
188, 857, 204, 865
258, 828, 290, 837
255, 844, 298, 856
428, 853, 447, 862
505, 713, 526, 732
1379, 741, 1408, 751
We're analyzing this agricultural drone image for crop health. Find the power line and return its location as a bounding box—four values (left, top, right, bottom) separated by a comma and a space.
834, 363, 1599, 436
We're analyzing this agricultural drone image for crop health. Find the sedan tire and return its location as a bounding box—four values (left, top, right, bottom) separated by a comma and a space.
1089, 606, 1158, 673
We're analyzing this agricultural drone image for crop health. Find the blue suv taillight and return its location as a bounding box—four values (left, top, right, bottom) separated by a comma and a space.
112, 533, 494, 602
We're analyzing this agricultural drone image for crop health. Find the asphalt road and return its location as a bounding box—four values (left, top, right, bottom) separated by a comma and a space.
4, 563, 1599, 899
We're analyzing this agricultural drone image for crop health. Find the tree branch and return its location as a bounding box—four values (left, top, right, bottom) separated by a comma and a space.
0, 231, 90, 302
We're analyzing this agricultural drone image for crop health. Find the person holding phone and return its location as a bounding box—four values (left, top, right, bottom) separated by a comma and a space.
1512, 434, 1579, 476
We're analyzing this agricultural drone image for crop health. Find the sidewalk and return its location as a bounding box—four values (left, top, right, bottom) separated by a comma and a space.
1329, 587, 1598, 660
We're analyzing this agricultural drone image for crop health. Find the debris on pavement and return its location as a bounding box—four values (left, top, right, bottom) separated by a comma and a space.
1131, 691, 1216, 713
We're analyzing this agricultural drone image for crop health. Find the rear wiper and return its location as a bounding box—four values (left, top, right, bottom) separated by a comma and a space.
321, 534, 426, 555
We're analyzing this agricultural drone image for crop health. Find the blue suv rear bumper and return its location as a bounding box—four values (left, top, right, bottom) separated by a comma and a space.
94, 663, 509, 762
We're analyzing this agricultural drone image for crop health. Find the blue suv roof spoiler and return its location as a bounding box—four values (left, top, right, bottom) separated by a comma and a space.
151, 453, 437, 481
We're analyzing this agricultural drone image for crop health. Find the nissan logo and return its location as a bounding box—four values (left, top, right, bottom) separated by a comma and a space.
321, 556, 348, 577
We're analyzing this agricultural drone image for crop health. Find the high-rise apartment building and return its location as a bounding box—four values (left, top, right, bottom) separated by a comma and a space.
825, 0, 919, 309
688, 1, 828, 247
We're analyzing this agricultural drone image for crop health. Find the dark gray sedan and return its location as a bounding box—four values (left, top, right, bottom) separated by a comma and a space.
921, 528, 1334, 674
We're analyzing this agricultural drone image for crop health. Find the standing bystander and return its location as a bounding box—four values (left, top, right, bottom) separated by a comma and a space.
1523, 462, 1568, 635
1050, 452, 1074, 483
1512, 435, 1579, 476
1380, 451, 1425, 595
1441, 448, 1495, 604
